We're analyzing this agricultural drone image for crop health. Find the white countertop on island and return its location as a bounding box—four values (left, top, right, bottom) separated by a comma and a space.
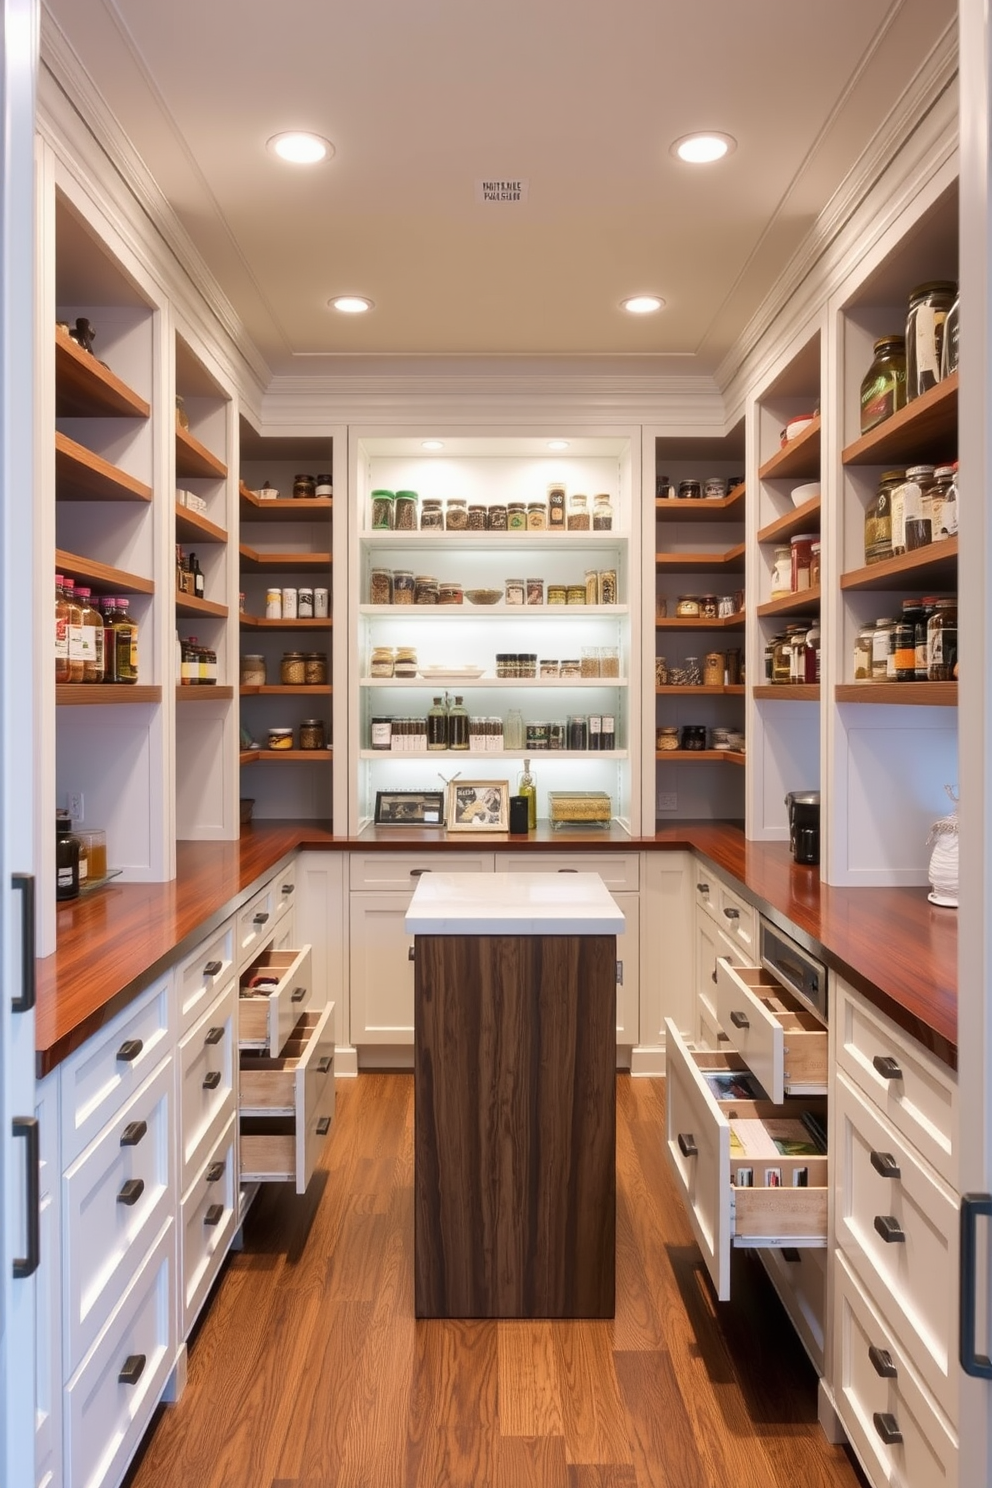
404, 871, 625, 936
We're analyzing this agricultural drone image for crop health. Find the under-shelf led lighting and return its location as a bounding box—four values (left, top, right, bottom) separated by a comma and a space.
330, 296, 374, 314
671, 132, 736, 164
547, 440, 570, 451
421, 440, 445, 451
621, 295, 664, 314
267, 132, 334, 165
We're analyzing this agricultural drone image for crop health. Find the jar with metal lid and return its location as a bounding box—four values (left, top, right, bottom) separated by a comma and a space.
568, 715, 589, 750
547, 484, 566, 528
894, 602, 924, 681
370, 567, 393, 605
467, 504, 488, 530
865, 470, 903, 564
703, 652, 724, 686
299, 719, 326, 751
789, 629, 809, 684
280, 651, 307, 684
394, 490, 418, 530
445, 498, 468, 531
520, 654, 537, 679
439, 582, 463, 605
414, 575, 439, 605
906, 281, 957, 399
871, 618, 896, 680
700, 594, 718, 619
560, 658, 581, 678
566, 584, 586, 606
393, 647, 418, 679
771, 545, 792, 597
298, 587, 314, 618
547, 583, 567, 605
593, 493, 613, 529
567, 494, 590, 530
771, 631, 796, 684
268, 727, 294, 750
527, 502, 546, 530
393, 570, 415, 605
703, 477, 726, 500
371, 717, 392, 751
681, 724, 707, 750
369, 646, 394, 678
676, 595, 700, 618
803, 625, 820, 684
860, 336, 906, 432
505, 577, 525, 606
903, 464, 936, 551
370, 489, 394, 528
852, 622, 874, 681
790, 534, 817, 592
915, 598, 939, 680
657, 725, 680, 751
420, 499, 444, 530
526, 722, 549, 750
488, 504, 508, 530
304, 652, 328, 684
314, 473, 332, 497
526, 577, 544, 605
599, 569, 618, 605
930, 465, 956, 541
508, 502, 527, 531
678, 480, 702, 500
293, 474, 316, 499
539, 659, 560, 678
241, 654, 266, 686
549, 720, 567, 749
941, 292, 960, 380
927, 600, 957, 681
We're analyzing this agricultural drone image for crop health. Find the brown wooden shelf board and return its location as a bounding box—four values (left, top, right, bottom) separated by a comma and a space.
836, 682, 957, 706
840, 538, 958, 593
655, 484, 745, 522
656, 544, 745, 571
175, 593, 229, 619
752, 685, 821, 701
756, 586, 821, 619
725, 684, 746, 695
176, 685, 234, 701
176, 425, 228, 480
758, 417, 821, 482
240, 616, 332, 630
655, 685, 739, 696
240, 685, 332, 696
255, 749, 333, 762
656, 614, 746, 631
55, 549, 154, 596
55, 432, 152, 503
238, 544, 332, 571
656, 749, 746, 764
240, 749, 261, 764
56, 684, 161, 706
55, 330, 150, 418
239, 484, 333, 521
175, 505, 228, 544
756, 497, 822, 545
841, 374, 958, 467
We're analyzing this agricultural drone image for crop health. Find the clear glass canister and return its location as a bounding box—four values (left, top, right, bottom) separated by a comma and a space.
927, 600, 957, 681
241, 653, 266, 686
369, 646, 394, 678
790, 534, 817, 591
370, 489, 394, 528
703, 652, 724, 686
293, 473, 316, 499
771, 545, 792, 597
871, 618, 896, 680
508, 502, 527, 531
527, 502, 546, 529
930, 465, 955, 541
303, 652, 328, 684
420, 499, 444, 530
566, 585, 586, 605
394, 491, 418, 530
860, 335, 906, 432
414, 575, 439, 604
299, 719, 326, 750
370, 567, 393, 605
393, 570, 415, 605
280, 651, 306, 684
593, 493, 613, 529
445, 498, 468, 531
903, 464, 936, 552
894, 603, 923, 681
467, 504, 488, 530
906, 281, 957, 400
567, 494, 590, 530
547, 484, 566, 528
488, 503, 508, 530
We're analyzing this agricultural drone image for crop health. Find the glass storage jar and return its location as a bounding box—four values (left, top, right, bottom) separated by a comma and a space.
526, 577, 544, 605
439, 582, 463, 605
871, 618, 896, 680
865, 470, 903, 564
445, 498, 468, 531
906, 281, 957, 399
505, 577, 525, 606
488, 503, 508, 530
903, 464, 936, 551
853, 621, 874, 680
547, 583, 567, 605
314, 473, 332, 497
303, 652, 328, 684
790, 534, 817, 591
394, 491, 418, 530
370, 489, 394, 527
393, 570, 415, 605
369, 646, 394, 678
930, 465, 956, 541
420, 499, 444, 530
676, 595, 700, 618
700, 594, 718, 619
678, 480, 702, 500
566, 585, 586, 605
414, 575, 439, 605
299, 719, 326, 750
280, 651, 307, 684
894, 603, 923, 681
507, 502, 527, 531
393, 647, 418, 679
567, 494, 590, 530
771, 545, 792, 597
860, 335, 907, 432
547, 484, 566, 528
293, 473, 316, 499
657, 725, 680, 751
268, 727, 294, 750
703, 652, 724, 686
467, 504, 488, 530
527, 502, 546, 529
370, 567, 394, 605
927, 599, 957, 681
241, 654, 266, 686
593, 493, 613, 529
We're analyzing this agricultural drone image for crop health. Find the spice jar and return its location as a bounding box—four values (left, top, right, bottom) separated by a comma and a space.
526, 577, 544, 605
678, 480, 702, 500
394, 491, 418, 530
599, 569, 617, 605
420, 499, 443, 530
930, 465, 956, 541
809, 543, 821, 588
593, 493, 613, 529
657, 725, 679, 751
903, 464, 936, 551
414, 575, 439, 605
371, 489, 395, 528
370, 647, 395, 678
871, 618, 896, 680
771, 545, 792, 597
676, 595, 700, 618
790, 534, 817, 592
600, 646, 619, 678
488, 504, 508, 530
703, 652, 724, 686
547, 583, 567, 605
298, 587, 314, 618
505, 577, 525, 606
567, 494, 590, 530
445, 498, 468, 531
585, 569, 600, 605
547, 484, 566, 528
299, 719, 326, 751
508, 502, 527, 531
393, 570, 415, 605
292, 474, 315, 500
303, 652, 328, 684
906, 281, 957, 399
265, 587, 282, 619
268, 727, 294, 750
371, 717, 391, 750
700, 594, 718, 619
566, 584, 586, 605
315, 473, 333, 497
438, 582, 463, 605
560, 659, 582, 678
864, 471, 903, 564
280, 651, 306, 684
467, 504, 487, 530
540, 659, 560, 678
927, 599, 957, 681
860, 336, 907, 432
853, 621, 875, 680
370, 567, 393, 605
527, 502, 547, 529
241, 654, 266, 686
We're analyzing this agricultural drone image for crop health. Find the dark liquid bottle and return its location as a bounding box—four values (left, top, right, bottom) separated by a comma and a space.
56, 812, 80, 900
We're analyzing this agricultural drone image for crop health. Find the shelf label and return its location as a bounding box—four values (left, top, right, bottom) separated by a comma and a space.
475, 179, 528, 205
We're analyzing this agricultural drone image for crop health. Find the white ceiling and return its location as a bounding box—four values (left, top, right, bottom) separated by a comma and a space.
44, 0, 955, 378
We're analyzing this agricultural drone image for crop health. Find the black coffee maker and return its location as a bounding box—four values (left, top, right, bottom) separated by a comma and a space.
786, 790, 820, 865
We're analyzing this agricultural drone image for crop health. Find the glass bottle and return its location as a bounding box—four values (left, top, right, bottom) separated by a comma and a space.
864, 471, 902, 564
100, 599, 118, 682
55, 573, 71, 683
894, 602, 924, 681
427, 697, 448, 751
190, 552, 205, 599
771, 545, 792, 597
62, 577, 85, 682
871, 618, 895, 680
859, 335, 906, 432
518, 758, 537, 829
592, 493, 614, 530
56, 811, 80, 900
853, 621, 874, 680
803, 625, 820, 684
916, 598, 938, 681
448, 695, 469, 750
906, 281, 957, 400
903, 464, 936, 551
927, 600, 957, 681
930, 465, 955, 541
504, 708, 525, 751
112, 597, 139, 683
75, 586, 105, 682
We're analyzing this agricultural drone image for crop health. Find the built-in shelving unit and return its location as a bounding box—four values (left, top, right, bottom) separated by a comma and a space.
55, 431, 152, 503
57, 685, 162, 706
176, 686, 235, 702
835, 683, 957, 706
55, 326, 150, 418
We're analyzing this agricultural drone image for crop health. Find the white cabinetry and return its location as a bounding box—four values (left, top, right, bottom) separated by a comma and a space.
633, 850, 694, 1074
35, 1075, 61, 1488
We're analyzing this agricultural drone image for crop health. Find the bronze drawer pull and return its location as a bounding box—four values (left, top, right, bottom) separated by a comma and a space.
253, 911, 269, 926
291, 985, 306, 1003
677, 1132, 698, 1159
316, 1116, 332, 1136
204, 1203, 224, 1227
116, 1038, 143, 1063
205, 1161, 225, 1183
869, 1345, 898, 1379
204, 1026, 224, 1046
202, 1071, 221, 1091
408, 946, 415, 962
729, 1010, 749, 1030
203, 960, 223, 977
118, 1354, 146, 1387
317, 1056, 332, 1074
696, 882, 709, 894
281, 883, 295, 894
723, 907, 740, 921
872, 1412, 903, 1446
873, 1054, 902, 1081
117, 1178, 144, 1206
120, 1120, 147, 1148
558, 868, 578, 873
409, 868, 431, 877
870, 1150, 901, 1179
11, 1117, 39, 1279
874, 1214, 905, 1244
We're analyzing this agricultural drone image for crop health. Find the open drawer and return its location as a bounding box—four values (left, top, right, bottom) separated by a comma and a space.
240, 1002, 335, 1194
715, 958, 827, 1103
663, 1019, 827, 1300
239, 944, 312, 1054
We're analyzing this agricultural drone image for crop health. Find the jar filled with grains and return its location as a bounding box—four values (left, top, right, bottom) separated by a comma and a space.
445, 498, 468, 531
393, 647, 418, 679
527, 502, 547, 530
303, 652, 328, 684
371, 489, 395, 528
508, 502, 527, 531
421, 499, 444, 530
468, 504, 488, 530
488, 504, 508, 530
414, 575, 439, 605
370, 647, 395, 678
393, 570, 415, 605
593, 493, 613, 530
299, 719, 326, 750
293, 474, 316, 499
370, 567, 393, 605
547, 583, 567, 605
567, 494, 590, 530
394, 491, 418, 530
280, 651, 306, 684
241, 654, 266, 686
600, 647, 620, 678
566, 584, 586, 605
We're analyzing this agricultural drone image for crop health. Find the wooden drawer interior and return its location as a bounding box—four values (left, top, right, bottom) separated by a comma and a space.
240, 1011, 329, 1111
716, 960, 827, 1100
238, 945, 310, 1049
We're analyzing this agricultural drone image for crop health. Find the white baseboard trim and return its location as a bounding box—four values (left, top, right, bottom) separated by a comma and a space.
630, 1045, 667, 1077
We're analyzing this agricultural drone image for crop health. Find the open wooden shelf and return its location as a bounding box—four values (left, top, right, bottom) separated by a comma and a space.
238, 545, 332, 571
175, 504, 228, 544
840, 537, 958, 593
175, 593, 228, 619
756, 586, 821, 619
752, 685, 820, 701
756, 497, 821, 545
758, 417, 821, 482
655, 483, 745, 522
836, 682, 957, 706
176, 686, 234, 701
240, 749, 260, 765
56, 684, 161, 706
239, 482, 333, 521
55, 549, 153, 596
841, 374, 958, 467
656, 614, 746, 631
240, 685, 332, 696
240, 616, 332, 631
655, 685, 743, 696
176, 425, 227, 480
656, 750, 746, 764
656, 544, 745, 572
55, 432, 152, 503
253, 749, 333, 762
55, 329, 150, 418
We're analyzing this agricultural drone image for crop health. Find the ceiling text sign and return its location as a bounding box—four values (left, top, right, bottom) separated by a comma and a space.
475, 179, 529, 205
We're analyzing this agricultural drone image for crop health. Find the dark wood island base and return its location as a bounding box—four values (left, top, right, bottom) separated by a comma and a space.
413, 932, 617, 1318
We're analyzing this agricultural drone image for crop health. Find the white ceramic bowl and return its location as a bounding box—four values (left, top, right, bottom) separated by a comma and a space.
791, 481, 821, 508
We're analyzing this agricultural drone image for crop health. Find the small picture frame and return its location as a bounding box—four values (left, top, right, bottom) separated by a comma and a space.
373, 789, 446, 827
446, 780, 511, 832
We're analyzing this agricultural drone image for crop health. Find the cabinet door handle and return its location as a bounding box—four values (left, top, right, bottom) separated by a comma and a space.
12, 1117, 39, 1279
317, 1056, 332, 1074
696, 882, 709, 894
409, 868, 431, 878
118, 1354, 146, 1387
281, 883, 295, 895
116, 1038, 143, 1063
205, 1160, 225, 1184
868, 1344, 898, 1379
677, 1132, 697, 1159
11, 873, 35, 1013
316, 1116, 331, 1137
616, 960, 623, 986
872, 1412, 903, 1446
873, 1054, 902, 1081
558, 868, 578, 873
729, 1010, 749, 1030
291, 985, 306, 1003
781, 1248, 802, 1263
204, 1026, 224, 1046
117, 1178, 144, 1206
870, 1150, 901, 1179
202, 1071, 221, 1091
874, 1214, 905, 1244
253, 912, 269, 926
711, 964, 718, 984
204, 1203, 224, 1227
723, 906, 740, 921
960, 1192, 992, 1377
120, 1120, 147, 1148
408, 946, 415, 962
203, 960, 223, 977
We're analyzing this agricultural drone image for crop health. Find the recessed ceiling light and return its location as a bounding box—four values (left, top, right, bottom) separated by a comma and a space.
421, 440, 444, 451
671, 132, 737, 165
267, 132, 334, 165
547, 440, 570, 451
330, 295, 374, 314
621, 295, 664, 315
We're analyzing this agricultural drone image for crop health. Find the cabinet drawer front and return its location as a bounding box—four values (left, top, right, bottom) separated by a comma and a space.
178, 982, 237, 1193
494, 851, 639, 891
176, 920, 235, 1034
65, 1221, 175, 1488
349, 851, 494, 891
272, 861, 297, 925
696, 913, 749, 1031
664, 1020, 732, 1299
61, 974, 171, 1168
715, 960, 827, 1103
181, 1119, 237, 1338
835, 1071, 958, 1424
63, 1057, 174, 1376
714, 879, 756, 957
236, 882, 278, 968
239, 944, 312, 1054
834, 1255, 957, 1485
835, 978, 956, 1181
240, 1003, 335, 1195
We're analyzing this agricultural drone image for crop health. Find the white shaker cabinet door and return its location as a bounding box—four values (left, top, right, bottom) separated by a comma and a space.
349, 892, 417, 1045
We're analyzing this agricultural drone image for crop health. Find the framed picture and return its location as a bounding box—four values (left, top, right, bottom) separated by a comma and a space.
446, 780, 510, 832
374, 789, 446, 827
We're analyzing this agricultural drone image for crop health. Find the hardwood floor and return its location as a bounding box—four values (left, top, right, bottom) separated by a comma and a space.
125, 1074, 867, 1488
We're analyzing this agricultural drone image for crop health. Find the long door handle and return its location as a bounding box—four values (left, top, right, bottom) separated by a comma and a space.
11, 873, 35, 1013
12, 1117, 40, 1278
961, 1193, 992, 1378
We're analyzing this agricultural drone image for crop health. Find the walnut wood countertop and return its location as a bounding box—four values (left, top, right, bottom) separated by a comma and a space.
35, 819, 957, 1075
